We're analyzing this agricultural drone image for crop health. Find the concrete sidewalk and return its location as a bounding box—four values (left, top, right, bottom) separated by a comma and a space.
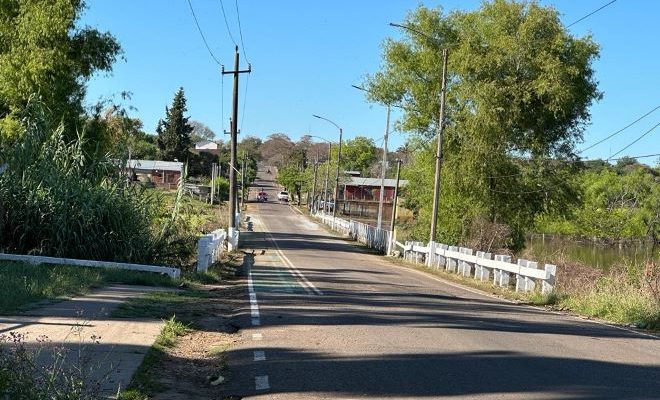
0, 285, 168, 397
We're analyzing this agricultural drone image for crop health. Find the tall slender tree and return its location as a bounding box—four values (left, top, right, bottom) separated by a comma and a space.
157, 88, 193, 162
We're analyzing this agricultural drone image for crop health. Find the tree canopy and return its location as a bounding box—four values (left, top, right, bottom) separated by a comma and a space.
0, 0, 121, 147
366, 1, 601, 247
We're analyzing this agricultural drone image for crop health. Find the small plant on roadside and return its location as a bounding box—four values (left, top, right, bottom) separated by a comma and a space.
0, 331, 111, 399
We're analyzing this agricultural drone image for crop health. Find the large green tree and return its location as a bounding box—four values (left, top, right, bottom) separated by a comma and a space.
340, 136, 378, 175
366, 1, 600, 248
0, 0, 121, 147
157, 88, 193, 162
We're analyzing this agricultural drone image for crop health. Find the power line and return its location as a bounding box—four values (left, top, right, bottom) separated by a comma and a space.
579, 105, 660, 153
219, 0, 238, 47
185, 0, 221, 65
567, 0, 618, 28
608, 121, 660, 159
487, 153, 660, 194
234, 0, 250, 63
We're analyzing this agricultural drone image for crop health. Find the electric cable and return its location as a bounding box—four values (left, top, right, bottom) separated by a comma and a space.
185, 0, 221, 65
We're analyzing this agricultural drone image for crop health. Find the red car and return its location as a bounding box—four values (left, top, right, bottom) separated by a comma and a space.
256, 191, 268, 202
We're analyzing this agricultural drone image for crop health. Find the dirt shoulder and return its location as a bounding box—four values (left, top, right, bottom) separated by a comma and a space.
117, 253, 248, 400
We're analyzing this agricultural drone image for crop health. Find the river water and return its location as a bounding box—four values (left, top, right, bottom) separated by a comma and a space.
524, 234, 659, 270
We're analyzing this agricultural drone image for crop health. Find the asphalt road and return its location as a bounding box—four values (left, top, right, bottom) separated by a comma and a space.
224, 170, 660, 399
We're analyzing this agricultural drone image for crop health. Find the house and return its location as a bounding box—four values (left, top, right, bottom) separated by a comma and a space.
194, 140, 221, 155
126, 159, 183, 188
342, 176, 408, 201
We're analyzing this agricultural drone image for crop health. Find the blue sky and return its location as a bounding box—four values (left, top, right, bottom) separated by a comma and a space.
81, 1, 659, 163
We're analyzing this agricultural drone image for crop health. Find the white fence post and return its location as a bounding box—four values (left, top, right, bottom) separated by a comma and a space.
542, 264, 557, 294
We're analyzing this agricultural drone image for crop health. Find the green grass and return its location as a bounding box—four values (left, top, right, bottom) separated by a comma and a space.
0, 262, 176, 314
118, 316, 189, 399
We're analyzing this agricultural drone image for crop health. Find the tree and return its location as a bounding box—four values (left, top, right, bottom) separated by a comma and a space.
0, 0, 121, 148
157, 88, 193, 162
189, 120, 216, 143
238, 136, 263, 161
340, 136, 378, 175
366, 1, 600, 248
260, 133, 295, 166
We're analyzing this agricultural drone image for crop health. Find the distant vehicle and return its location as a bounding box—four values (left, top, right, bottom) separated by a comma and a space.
277, 191, 289, 202
256, 191, 268, 202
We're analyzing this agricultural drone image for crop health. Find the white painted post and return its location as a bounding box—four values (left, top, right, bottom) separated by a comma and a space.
427, 241, 436, 267
478, 252, 492, 281
494, 255, 511, 287
526, 261, 538, 292
462, 248, 474, 277
516, 259, 528, 292
542, 264, 557, 294
437, 243, 448, 269
447, 246, 458, 272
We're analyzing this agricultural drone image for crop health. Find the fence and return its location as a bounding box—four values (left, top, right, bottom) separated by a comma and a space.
197, 228, 227, 272
0, 253, 181, 278
314, 212, 391, 254
395, 241, 556, 294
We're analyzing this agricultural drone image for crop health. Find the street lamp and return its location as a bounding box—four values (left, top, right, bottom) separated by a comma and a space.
390, 22, 449, 244
312, 115, 343, 222
352, 84, 391, 231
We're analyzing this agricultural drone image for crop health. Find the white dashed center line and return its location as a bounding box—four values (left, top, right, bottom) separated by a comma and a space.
255, 375, 270, 391
253, 350, 266, 361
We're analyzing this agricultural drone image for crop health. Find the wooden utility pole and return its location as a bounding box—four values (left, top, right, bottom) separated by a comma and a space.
310, 148, 319, 213
222, 46, 251, 242
323, 143, 331, 213
389, 159, 402, 233
376, 105, 391, 230
429, 49, 448, 243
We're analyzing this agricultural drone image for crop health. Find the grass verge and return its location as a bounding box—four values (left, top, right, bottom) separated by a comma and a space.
0, 262, 176, 314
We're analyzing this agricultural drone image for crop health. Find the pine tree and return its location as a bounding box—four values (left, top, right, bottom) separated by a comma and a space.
157, 88, 193, 161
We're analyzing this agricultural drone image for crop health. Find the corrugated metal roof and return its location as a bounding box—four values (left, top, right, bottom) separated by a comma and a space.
346, 177, 408, 187
126, 160, 183, 172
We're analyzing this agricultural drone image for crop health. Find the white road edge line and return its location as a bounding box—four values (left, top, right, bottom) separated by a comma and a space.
253, 350, 266, 361
255, 375, 270, 391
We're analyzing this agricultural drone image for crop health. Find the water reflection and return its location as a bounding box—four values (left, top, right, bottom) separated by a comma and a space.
524, 234, 659, 271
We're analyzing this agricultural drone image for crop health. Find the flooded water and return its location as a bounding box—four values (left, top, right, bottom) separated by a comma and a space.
524, 234, 659, 270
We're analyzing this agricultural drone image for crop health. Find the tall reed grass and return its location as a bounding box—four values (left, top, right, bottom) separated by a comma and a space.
0, 102, 158, 263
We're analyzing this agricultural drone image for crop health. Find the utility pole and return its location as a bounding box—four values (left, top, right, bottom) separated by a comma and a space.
429, 49, 448, 243
310, 148, 319, 214
333, 128, 343, 219
323, 143, 331, 213
389, 159, 402, 233
222, 46, 251, 249
241, 153, 246, 210
376, 105, 391, 230
210, 162, 216, 205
